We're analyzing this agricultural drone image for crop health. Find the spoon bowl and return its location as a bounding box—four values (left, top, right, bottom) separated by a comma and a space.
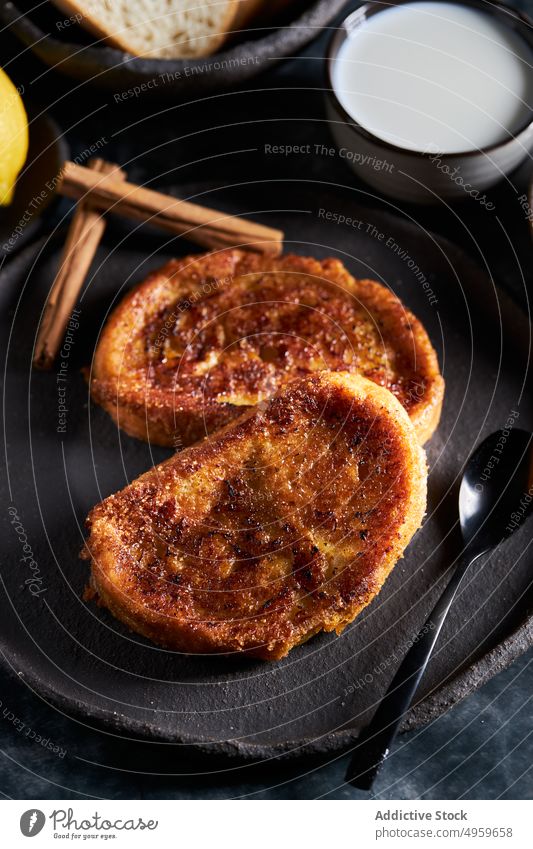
459, 428, 533, 554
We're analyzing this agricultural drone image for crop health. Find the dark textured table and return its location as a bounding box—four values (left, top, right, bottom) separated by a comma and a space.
0, 0, 532, 800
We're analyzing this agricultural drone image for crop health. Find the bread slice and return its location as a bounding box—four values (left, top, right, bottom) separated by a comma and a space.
51, 0, 272, 59
90, 250, 444, 447
83, 371, 427, 660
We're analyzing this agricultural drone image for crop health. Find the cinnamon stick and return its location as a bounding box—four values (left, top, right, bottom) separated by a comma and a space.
57, 160, 284, 256
33, 159, 126, 370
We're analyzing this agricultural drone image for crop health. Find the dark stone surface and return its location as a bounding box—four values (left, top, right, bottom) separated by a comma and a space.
0, 0, 532, 800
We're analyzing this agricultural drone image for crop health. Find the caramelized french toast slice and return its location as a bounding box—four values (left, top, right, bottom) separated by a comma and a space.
90, 250, 444, 447
84, 372, 427, 660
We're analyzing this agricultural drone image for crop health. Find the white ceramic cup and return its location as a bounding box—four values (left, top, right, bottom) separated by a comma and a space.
325, 0, 533, 204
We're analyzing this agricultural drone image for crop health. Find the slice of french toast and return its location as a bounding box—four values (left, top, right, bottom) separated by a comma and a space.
90, 250, 444, 447
83, 371, 427, 660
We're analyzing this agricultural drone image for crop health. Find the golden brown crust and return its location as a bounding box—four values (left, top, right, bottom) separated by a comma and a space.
90, 249, 444, 447
84, 371, 427, 660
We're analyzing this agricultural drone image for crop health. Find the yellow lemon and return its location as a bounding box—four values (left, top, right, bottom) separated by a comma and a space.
0, 67, 29, 205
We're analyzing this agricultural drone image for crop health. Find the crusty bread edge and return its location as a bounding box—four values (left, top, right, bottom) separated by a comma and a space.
90, 250, 256, 447
316, 373, 427, 641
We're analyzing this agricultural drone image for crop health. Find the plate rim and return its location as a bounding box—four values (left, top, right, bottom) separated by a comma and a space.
0, 0, 349, 91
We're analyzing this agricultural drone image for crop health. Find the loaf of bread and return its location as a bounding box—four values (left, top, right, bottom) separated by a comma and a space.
51, 0, 283, 59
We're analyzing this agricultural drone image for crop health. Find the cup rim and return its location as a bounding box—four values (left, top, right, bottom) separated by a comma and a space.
325, 0, 533, 160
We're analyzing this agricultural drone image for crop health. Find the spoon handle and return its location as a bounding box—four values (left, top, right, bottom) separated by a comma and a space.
345, 548, 484, 790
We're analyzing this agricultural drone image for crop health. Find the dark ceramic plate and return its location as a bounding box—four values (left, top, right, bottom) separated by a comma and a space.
0, 108, 68, 259
0, 0, 348, 94
1, 180, 532, 762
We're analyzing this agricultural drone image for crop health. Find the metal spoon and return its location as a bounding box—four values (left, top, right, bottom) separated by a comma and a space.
345, 427, 533, 791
